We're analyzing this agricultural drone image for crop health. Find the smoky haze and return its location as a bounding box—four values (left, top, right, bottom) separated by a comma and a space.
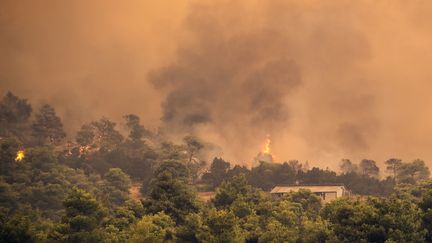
1, 0, 432, 168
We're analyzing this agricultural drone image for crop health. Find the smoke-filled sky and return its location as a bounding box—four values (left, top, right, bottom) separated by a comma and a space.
1, 0, 432, 168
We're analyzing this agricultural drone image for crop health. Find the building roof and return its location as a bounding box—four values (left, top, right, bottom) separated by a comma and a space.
270, 185, 346, 194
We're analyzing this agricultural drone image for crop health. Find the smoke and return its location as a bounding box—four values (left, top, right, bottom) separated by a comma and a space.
0, 0, 188, 131
150, 1, 377, 165
2, 0, 432, 168
150, 3, 302, 162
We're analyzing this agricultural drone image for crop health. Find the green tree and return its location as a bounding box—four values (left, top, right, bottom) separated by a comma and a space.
288, 160, 303, 174
418, 188, 432, 241
157, 142, 188, 162
203, 157, 231, 188
0, 138, 21, 178
124, 114, 152, 147
202, 209, 246, 243
258, 219, 298, 242
340, 159, 357, 174
144, 160, 200, 223
0, 178, 18, 209
298, 167, 338, 185
175, 213, 211, 243
359, 159, 380, 178
120, 114, 157, 181
56, 187, 107, 243
248, 161, 281, 190
76, 118, 123, 152
26, 146, 57, 172
0, 207, 52, 243
183, 136, 205, 183
129, 212, 176, 243
213, 174, 251, 208
103, 168, 131, 207
337, 172, 393, 196
286, 189, 322, 217
104, 168, 131, 192
321, 197, 426, 242
73, 118, 125, 174
397, 159, 430, 184
321, 198, 378, 242
298, 218, 333, 243
183, 136, 203, 163
0, 92, 32, 141
154, 159, 189, 180
385, 158, 402, 182
373, 197, 426, 242
31, 104, 66, 145
103, 199, 146, 242
227, 165, 250, 179
259, 198, 305, 242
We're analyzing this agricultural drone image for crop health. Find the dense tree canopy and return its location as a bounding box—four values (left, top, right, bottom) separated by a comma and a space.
31, 104, 66, 146
143, 160, 201, 223
1, 92, 432, 242
0, 92, 32, 141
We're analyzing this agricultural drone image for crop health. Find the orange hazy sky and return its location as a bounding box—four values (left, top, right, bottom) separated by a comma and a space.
1, 0, 432, 169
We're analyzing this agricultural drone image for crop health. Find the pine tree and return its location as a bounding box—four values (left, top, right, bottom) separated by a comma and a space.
0, 92, 32, 141
56, 188, 107, 242
143, 160, 200, 223
32, 104, 66, 145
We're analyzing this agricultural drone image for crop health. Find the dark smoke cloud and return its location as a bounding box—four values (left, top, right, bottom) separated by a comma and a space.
150, 1, 378, 164
2, 0, 432, 168
150, 35, 301, 131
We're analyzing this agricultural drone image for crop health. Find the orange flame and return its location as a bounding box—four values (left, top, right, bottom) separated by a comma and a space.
262, 135, 271, 154
15, 150, 25, 161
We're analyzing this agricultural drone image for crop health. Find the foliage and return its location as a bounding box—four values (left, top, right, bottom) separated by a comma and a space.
397, 159, 430, 184
31, 104, 66, 146
213, 174, 251, 208
124, 114, 152, 146
76, 118, 123, 152
54, 187, 107, 242
102, 168, 131, 207
385, 158, 402, 181
340, 158, 357, 173
0, 138, 21, 179
1, 92, 432, 242
0, 92, 32, 142
202, 157, 230, 188
202, 209, 246, 243
0, 207, 53, 242
359, 159, 380, 178
129, 212, 176, 243
183, 135, 204, 163
285, 189, 322, 217
143, 160, 200, 223
321, 197, 426, 242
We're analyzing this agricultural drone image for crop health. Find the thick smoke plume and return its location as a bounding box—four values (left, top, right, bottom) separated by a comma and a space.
150, 3, 302, 162
150, 1, 376, 164
2, 0, 432, 168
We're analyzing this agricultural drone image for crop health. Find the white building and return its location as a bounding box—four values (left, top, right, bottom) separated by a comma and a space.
270, 185, 350, 203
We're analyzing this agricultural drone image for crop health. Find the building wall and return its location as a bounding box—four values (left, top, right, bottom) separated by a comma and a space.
270, 186, 350, 203
323, 192, 337, 202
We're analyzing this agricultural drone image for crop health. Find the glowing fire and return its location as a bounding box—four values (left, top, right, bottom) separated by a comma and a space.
15, 150, 25, 161
262, 135, 271, 154
79, 145, 91, 155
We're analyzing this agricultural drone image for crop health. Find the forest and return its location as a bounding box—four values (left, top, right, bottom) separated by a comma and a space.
1, 91, 432, 243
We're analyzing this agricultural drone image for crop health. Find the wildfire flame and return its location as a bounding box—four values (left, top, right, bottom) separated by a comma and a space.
262, 135, 271, 154
15, 150, 25, 161
79, 145, 91, 155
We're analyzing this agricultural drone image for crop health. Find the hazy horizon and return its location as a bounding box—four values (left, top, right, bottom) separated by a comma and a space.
2, 0, 432, 169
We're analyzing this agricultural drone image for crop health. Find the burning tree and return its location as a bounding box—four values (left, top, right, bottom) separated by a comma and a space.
253, 135, 274, 166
